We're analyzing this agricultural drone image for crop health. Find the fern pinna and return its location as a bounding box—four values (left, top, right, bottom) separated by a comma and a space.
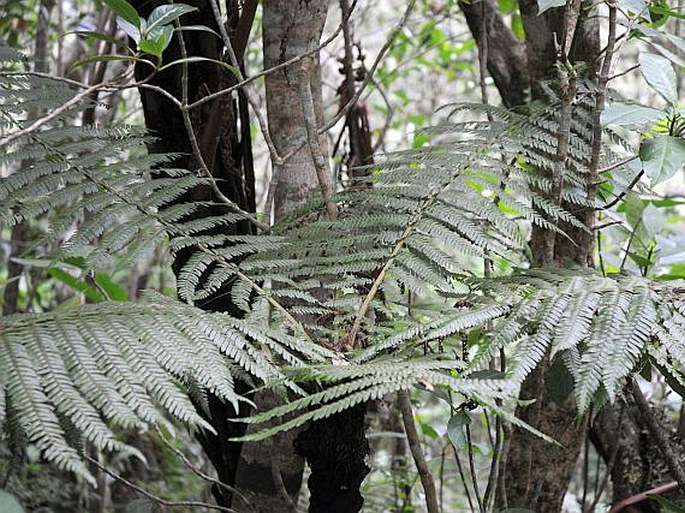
1, 42, 685, 480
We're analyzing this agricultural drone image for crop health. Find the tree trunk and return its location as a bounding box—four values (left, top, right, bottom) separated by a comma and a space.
131, 0, 256, 507
500, 3, 601, 510
458, 1, 602, 509
241, 3, 370, 512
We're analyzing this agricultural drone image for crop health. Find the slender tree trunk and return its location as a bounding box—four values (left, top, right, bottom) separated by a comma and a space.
241, 3, 370, 512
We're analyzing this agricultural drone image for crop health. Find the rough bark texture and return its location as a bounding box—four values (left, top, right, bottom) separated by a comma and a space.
591, 399, 685, 511
458, 0, 529, 108
458, 1, 602, 510
263, 0, 328, 221
257, 3, 371, 512
294, 404, 370, 513
472, 1, 685, 509
131, 0, 255, 507
500, 3, 601, 510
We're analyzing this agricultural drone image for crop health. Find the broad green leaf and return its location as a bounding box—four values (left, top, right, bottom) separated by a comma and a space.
536, 0, 565, 14
102, 0, 140, 28
48, 268, 105, 303
446, 411, 471, 449
0, 491, 24, 513
640, 135, 685, 185
601, 102, 663, 125
94, 273, 129, 301
639, 53, 678, 104
117, 16, 141, 44
420, 422, 439, 439
139, 26, 173, 59
146, 4, 197, 33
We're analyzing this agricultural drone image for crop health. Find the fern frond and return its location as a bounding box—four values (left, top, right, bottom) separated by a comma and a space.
0, 296, 333, 483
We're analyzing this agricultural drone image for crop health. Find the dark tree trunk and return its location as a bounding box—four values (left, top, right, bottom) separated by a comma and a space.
131, 0, 256, 507
294, 404, 370, 513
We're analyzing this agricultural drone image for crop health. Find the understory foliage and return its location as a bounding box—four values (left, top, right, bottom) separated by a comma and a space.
1, 40, 685, 485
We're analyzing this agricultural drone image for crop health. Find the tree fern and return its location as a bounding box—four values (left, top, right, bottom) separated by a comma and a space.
3, 40, 684, 480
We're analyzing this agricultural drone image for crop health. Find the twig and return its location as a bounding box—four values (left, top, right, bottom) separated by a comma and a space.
174, 18, 269, 232
598, 169, 644, 211
608, 481, 680, 513
155, 428, 256, 512
597, 155, 639, 175
453, 443, 477, 512
299, 65, 338, 221
319, 0, 416, 135
630, 381, 685, 489
84, 455, 239, 513
607, 64, 639, 82
398, 390, 440, 513
187, 0, 359, 111
0, 82, 102, 147
465, 424, 484, 513
276, 0, 416, 166
209, 0, 283, 167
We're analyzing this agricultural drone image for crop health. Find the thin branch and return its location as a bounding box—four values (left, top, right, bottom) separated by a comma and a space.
0, 82, 102, 147
155, 428, 256, 512
398, 390, 440, 513
465, 424, 485, 513
608, 481, 679, 513
319, 0, 416, 135
299, 67, 338, 221
84, 456, 238, 513
597, 169, 644, 211
188, 0, 359, 111
174, 18, 269, 232
607, 64, 639, 82
209, 0, 283, 167
598, 155, 639, 175
630, 381, 685, 489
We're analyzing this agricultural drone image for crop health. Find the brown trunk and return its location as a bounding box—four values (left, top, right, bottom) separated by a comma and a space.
459, 1, 601, 510
247, 3, 370, 512
500, 3, 600, 509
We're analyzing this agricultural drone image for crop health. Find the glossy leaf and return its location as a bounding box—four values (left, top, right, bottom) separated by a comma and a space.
102, 0, 140, 28
640, 135, 685, 185
146, 4, 196, 33
601, 102, 663, 126
116, 16, 141, 44
640, 53, 678, 104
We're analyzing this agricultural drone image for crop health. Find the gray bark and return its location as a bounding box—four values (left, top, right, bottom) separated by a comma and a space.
232, 3, 330, 512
